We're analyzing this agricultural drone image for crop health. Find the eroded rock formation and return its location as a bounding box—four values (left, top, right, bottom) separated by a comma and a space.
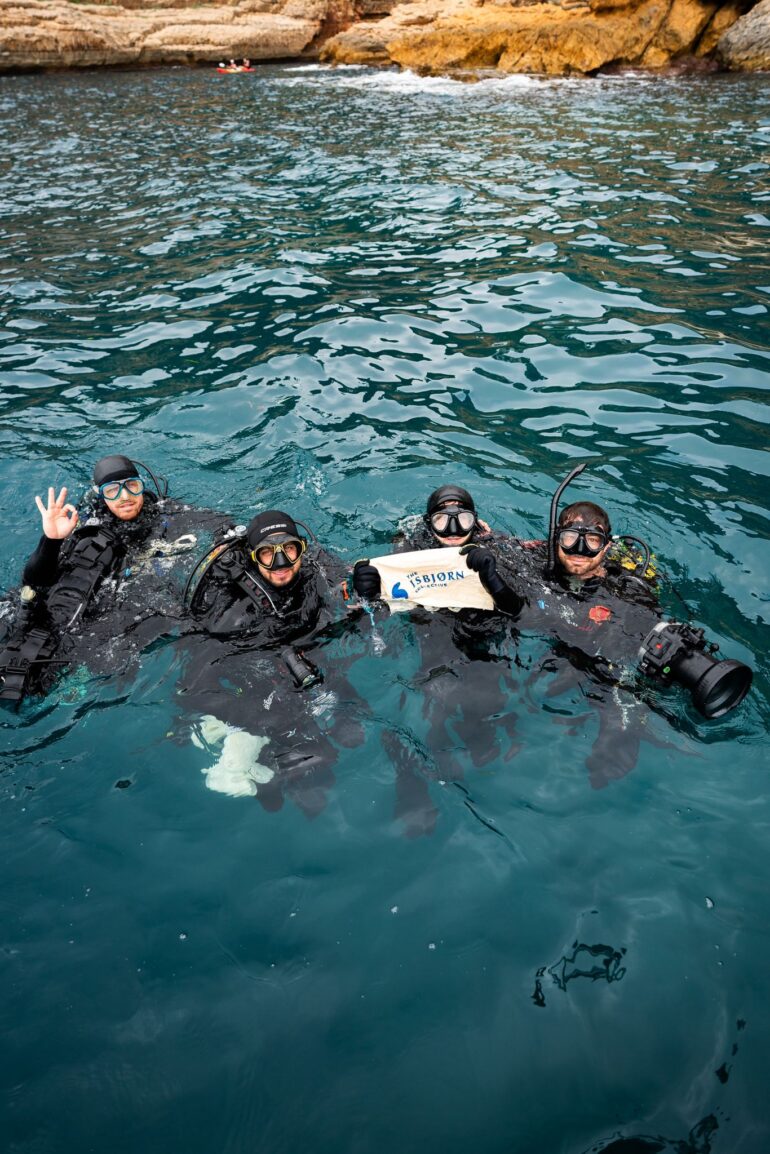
321, 0, 759, 75
0, 0, 353, 71
717, 0, 770, 68
0, 0, 764, 74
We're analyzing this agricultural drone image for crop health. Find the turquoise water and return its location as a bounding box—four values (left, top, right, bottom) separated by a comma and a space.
1, 64, 770, 1153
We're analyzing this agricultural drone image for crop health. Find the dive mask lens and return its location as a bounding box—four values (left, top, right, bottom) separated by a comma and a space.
251, 537, 305, 570
558, 525, 607, 557
100, 477, 145, 501
430, 508, 476, 537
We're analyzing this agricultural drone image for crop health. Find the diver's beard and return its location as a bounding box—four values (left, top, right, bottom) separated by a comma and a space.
264, 567, 299, 587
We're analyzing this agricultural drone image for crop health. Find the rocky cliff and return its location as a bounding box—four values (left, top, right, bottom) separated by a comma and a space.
0, 0, 766, 74
321, 0, 759, 74
0, 0, 356, 71
717, 0, 770, 67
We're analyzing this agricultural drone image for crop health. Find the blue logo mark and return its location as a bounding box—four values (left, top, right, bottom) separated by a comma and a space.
391, 582, 409, 599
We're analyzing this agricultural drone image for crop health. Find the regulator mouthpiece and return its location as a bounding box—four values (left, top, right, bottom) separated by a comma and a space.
638, 621, 752, 719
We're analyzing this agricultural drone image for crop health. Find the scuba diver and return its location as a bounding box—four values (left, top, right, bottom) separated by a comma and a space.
189, 509, 344, 644
0, 454, 221, 705
351, 485, 524, 834
462, 464, 753, 787
353, 484, 507, 597
180, 509, 364, 816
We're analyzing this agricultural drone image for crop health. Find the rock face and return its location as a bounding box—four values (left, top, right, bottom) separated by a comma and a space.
0, 0, 761, 74
0, 0, 353, 71
718, 0, 770, 68
320, 0, 757, 74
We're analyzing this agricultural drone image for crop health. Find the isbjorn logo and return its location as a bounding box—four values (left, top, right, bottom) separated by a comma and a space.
391, 582, 408, 599
404, 569, 466, 590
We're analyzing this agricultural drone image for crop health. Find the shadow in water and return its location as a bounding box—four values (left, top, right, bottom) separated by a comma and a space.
532, 940, 627, 1008
581, 1113, 718, 1154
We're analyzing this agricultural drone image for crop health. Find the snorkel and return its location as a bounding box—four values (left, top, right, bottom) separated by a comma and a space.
544, 463, 752, 716
547, 463, 654, 578
546, 463, 587, 576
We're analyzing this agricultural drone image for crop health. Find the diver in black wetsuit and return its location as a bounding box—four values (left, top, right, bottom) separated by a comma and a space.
182, 510, 363, 816
1, 454, 218, 704
191, 509, 344, 645
464, 467, 752, 787
352, 485, 524, 834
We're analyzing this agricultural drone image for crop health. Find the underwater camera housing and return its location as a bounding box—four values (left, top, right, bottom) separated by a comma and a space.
638, 621, 752, 719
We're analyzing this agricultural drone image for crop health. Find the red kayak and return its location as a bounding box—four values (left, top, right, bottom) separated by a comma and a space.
217, 67, 256, 74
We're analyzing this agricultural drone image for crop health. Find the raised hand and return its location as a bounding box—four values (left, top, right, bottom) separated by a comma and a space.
460, 544, 523, 617
460, 544, 498, 584
34, 486, 79, 540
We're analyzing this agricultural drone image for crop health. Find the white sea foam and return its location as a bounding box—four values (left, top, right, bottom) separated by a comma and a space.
333, 69, 543, 96
276, 64, 556, 97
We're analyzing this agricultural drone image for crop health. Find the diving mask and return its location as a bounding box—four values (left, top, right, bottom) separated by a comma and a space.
99, 477, 145, 502
429, 507, 476, 538
250, 536, 306, 570
557, 525, 609, 557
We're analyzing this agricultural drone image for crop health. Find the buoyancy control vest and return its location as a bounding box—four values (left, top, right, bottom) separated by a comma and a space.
0, 526, 126, 704
189, 538, 338, 647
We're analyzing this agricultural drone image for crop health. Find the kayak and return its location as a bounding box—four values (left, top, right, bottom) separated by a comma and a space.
217, 67, 256, 74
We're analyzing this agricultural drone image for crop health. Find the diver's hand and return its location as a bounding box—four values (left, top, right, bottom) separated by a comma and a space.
461, 545, 524, 618
460, 544, 505, 596
35, 486, 79, 540
352, 560, 381, 600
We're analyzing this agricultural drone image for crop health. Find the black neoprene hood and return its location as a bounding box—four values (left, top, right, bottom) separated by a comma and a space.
247, 510, 300, 550
93, 455, 138, 487
426, 485, 475, 516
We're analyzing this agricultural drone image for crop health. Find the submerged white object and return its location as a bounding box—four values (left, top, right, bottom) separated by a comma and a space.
192, 714, 274, 798
370, 547, 495, 612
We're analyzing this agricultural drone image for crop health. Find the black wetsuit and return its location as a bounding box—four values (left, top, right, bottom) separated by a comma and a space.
370, 520, 525, 833
492, 540, 660, 672
1, 494, 226, 702
489, 540, 666, 788
191, 541, 344, 646
182, 541, 364, 816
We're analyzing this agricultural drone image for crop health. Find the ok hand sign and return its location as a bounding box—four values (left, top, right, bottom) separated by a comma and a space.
35, 487, 79, 540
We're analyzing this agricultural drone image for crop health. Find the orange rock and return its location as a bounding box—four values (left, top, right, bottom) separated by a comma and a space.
0, 0, 753, 74
323, 0, 749, 74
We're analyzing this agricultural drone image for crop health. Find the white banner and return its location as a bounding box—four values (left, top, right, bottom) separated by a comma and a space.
369, 547, 494, 612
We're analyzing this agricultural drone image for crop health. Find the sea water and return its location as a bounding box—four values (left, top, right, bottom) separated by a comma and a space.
1, 65, 769, 1154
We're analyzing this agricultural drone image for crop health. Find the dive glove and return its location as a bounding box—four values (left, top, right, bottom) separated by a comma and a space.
352, 560, 381, 600
461, 545, 524, 618
460, 545, 506, 596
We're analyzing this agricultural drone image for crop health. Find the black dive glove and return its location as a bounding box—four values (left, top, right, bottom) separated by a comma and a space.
461, 546, 506, 596
352, 560, 382, 600
461, 545, 524, 618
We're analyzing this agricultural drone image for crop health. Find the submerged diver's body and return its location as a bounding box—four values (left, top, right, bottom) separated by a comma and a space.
466, 497, 675, 788
1, 455, 219, 703
183, 510, 363, 816
352, 485, 524, 833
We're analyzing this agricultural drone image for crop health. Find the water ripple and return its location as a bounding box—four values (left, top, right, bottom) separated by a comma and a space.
2, 64, 770, 1154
